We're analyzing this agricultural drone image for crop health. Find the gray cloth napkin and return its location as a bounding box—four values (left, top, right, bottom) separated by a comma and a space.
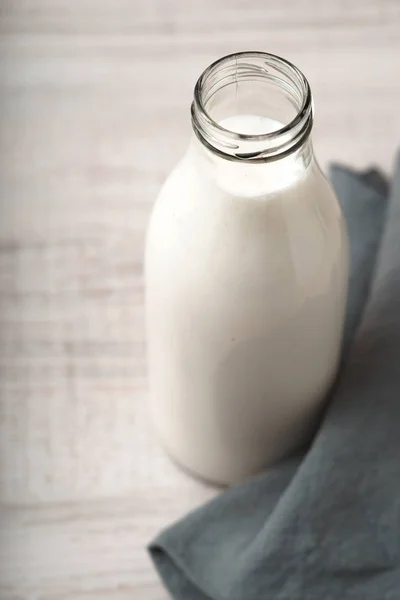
149, 157, 400, 600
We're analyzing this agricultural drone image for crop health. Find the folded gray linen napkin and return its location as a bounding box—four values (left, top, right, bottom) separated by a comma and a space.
149, 157, 400, 600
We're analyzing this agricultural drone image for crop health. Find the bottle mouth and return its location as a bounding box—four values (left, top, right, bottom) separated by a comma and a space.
191, 51, 313, 163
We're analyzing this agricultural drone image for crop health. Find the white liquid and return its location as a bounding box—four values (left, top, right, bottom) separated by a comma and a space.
146, 115, 348, 485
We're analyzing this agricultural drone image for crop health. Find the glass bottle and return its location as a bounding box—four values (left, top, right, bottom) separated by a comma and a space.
145, 52, 349, 485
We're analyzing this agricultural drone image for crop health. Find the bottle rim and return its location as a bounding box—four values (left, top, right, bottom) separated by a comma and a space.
191, 51, 313, 163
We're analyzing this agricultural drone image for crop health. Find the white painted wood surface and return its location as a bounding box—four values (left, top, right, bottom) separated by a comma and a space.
1, 1, 400, 597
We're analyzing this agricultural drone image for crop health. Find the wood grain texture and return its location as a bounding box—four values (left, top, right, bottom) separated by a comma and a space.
1, 0, 400, 597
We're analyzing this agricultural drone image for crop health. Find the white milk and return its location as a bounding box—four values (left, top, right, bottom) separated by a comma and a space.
145, 115, 348, 485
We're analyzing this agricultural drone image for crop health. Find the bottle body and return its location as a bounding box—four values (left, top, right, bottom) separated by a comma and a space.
146, 133, 348, 485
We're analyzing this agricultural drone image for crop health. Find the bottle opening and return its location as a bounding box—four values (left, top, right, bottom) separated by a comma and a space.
191, 51, 313, 162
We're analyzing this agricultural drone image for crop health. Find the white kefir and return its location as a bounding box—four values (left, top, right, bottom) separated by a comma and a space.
145, 54, 348, 485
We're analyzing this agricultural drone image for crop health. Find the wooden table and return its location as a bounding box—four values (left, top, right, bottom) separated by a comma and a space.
1, 1, 400, 597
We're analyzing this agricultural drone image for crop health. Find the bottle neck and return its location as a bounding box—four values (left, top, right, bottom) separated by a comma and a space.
189, 132, 314, 198
191, 52, 313, 164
